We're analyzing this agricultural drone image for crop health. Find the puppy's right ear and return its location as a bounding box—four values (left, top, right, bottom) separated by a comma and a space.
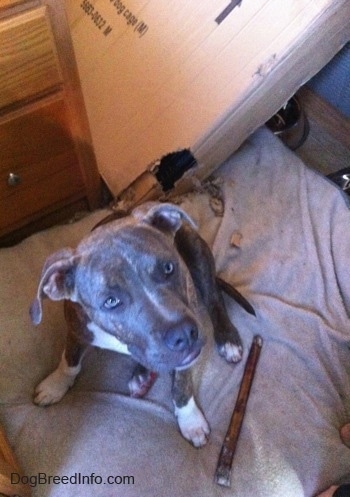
29, 248, 76, 325
133, 202, 197, 236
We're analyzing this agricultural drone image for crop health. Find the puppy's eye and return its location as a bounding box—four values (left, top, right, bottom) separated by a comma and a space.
163, 261, 175, 276
103, 296, 121, 309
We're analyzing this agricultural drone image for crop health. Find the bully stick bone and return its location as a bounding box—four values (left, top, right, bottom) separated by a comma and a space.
215, 335, 263, 488
0, 424, 31, 497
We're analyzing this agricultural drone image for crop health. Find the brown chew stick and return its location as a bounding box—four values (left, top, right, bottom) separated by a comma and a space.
0, 424, 31, 497
214, 335, 263, 487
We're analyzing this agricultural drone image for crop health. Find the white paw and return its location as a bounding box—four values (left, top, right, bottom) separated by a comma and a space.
175, 397, 210, 448
34, 368, 76, 406
218, 342, 243, 363
34, 355, 81, 406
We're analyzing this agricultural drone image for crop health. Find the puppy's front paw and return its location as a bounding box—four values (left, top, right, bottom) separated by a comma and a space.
175, 397, 210, 448
34, 368, 76, 406
34, 354, 81, 406
218, 342, 243, 363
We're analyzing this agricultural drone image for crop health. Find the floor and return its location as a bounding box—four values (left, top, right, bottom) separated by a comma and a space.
295, 86, 350, 176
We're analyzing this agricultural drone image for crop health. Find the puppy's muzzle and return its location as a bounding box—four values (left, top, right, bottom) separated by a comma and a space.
164, 318, 199, 352
163, 318, 204, 371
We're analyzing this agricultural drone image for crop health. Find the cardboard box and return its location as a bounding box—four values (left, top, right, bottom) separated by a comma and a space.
66, 0, 350, 196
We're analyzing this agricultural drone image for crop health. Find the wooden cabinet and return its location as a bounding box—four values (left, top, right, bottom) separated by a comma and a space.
0, 0, 101, 244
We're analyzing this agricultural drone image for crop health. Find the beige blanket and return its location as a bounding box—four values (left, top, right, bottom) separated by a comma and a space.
0, 128, 349, 496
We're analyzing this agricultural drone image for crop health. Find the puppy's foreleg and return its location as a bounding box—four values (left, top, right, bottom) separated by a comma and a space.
34, 334, 86, 406
172, 369, 210, 447
175, 225, 243, 363
210, 297, 243, 363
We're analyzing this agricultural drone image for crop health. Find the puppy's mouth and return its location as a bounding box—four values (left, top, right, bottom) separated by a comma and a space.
127, 334, 205, 373
175, 347, 202, 371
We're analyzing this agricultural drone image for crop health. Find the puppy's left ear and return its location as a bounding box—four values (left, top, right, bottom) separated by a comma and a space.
29, 248, 76, 325
133, 202, 197, 236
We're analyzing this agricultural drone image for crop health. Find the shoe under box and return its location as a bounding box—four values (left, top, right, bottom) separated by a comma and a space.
66, 0, 350, 196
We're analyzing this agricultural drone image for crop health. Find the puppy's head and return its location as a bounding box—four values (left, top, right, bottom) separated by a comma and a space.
30, 203, 205, 372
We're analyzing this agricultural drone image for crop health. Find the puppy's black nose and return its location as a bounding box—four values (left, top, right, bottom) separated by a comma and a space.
164, 320, 199, 352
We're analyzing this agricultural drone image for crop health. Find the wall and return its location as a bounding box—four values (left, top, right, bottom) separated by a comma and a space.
308, 42, 350, 118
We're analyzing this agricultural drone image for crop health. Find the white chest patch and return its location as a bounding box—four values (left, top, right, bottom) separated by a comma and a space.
87, 322, 130, 355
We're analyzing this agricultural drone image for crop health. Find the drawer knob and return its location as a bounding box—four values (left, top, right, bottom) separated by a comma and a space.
7, 173, 21, 187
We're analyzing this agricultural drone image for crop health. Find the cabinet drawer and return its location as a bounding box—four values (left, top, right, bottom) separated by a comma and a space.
0, 6, 62, 111
0, 99, 85, 231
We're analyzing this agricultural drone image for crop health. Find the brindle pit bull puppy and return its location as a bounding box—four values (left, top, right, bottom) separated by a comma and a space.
30, 203, 247, 447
